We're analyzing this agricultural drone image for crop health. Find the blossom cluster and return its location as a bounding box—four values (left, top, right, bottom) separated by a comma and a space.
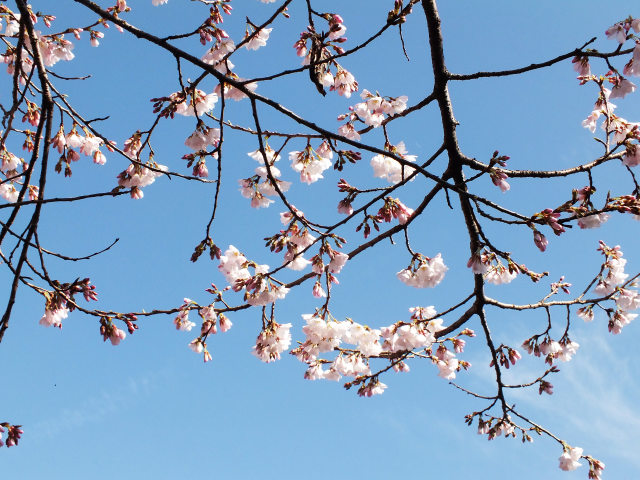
397, 253, 448, 289
217, 245, 289, 306
580, 241, 640, 334
370, 141, 417, 184
240, 145, 291, 208
467, 249, 519, 285
289, 307, 469, 392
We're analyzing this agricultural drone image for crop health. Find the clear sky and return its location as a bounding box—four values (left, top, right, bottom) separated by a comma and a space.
1, 1, 639, 479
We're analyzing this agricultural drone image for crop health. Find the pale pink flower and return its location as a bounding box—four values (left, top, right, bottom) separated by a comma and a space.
397, 254, 447, 289
556, 340, 580, 362
338, 122, 360, 141
328, 251, 349, 274
332, 69, 358, 98
609, 77, 636, 99
623, 143, 640, 166
558, 446, 583, 471
109, 327, 126, 346
490, 170, 510, 192
0, 183, 20, 203
616, 288, 640, 311
578, 213, 609, 229
304, 363, 326, 380
485, 264, 517, 285
370, 141, 417, 184
39, 306, 69, 328
188, 338, 204, 354
219, 314, 232, 332
358, 380, 387, 397
605, 23, 627, 44
244, 28, 272, 51
577, 306, 594, 322
572, 56, 590, 77
312, 281, 326, 298
252, 322, 292, 363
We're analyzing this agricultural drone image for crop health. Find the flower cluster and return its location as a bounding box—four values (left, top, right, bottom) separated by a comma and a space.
292, 306, 464, 390
376, 196, 414, 224
252, 321, 292, 363
0, 424, 23, 448
522, 336, 580, 365
217, 245, 289, 306
117, 162, 168, 199
289, 141, 333, 184
0, 145, 25, 202
348, 89, 408, 128
39, 278, 98, 329
264, 208, 316, 271
187, 303, 232, 362
370, 141, 417, 184
397, 253, 448, 289
244, 25, 272, 51
468, 250, 519, 285
591, 242, 639, 334
240, 145, 291, 208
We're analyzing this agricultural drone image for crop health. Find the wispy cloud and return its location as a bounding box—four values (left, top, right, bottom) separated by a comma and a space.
31, 367, 173, 441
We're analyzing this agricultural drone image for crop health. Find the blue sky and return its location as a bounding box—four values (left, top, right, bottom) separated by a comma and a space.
1, 1, 640, 478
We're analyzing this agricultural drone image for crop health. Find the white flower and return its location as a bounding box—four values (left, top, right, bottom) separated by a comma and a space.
252, 322, 292, 363
558, 446, 583, 471
39, 306, 69, 328
578, 213, 609, 229
397, 254, 447, 288
244, 28, 272, 51
485, 264, 517, 285
370, 141, 417, 184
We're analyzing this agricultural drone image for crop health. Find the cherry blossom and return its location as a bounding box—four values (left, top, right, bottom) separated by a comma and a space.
577, 213, 609, 229
397, 254, 448, 289
558, 445, 583, 471
117, 163, 168, 199
252, 322, 292, 363
332, 68, 358, 98
244, 27, 272, 51
289, 144, 333, 184
173, 90, 218, 117
39, 306, 69, 328
370, 141, 417, 184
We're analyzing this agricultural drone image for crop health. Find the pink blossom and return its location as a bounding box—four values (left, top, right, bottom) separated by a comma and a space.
490, 169, 510, 192
484, 263, 517, 285
623, 143, 640, 166
109, 327, 126, 346
219, 314, 233, 332
558, 446, 583, 471
357, 380, 387, 397
578, 213, 609, 229
577, 306, 594, 322
39, 306, 69, 328
252, 322, 292, 363
332, 69, 358, 98
609, 77, 636, 99
328, 251, 349, 274
244, 28, 272, 51
605, 23, 627, 44
572, 55, 591, 77
188, 338, 204, 353
370, 141, 417, 184
312, 281, 326, 298
338, 122, 361, 141
397, 254, 448, 289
